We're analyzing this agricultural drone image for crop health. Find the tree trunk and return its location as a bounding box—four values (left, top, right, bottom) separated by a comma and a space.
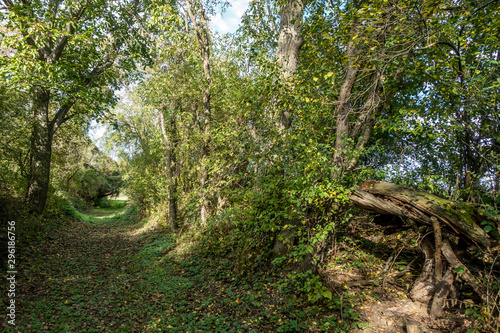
271, 0, 305, 258
409, 238, 435, 303
274, 0, 304, 131
186, 0, 212, 225
276, 0, 304, 79
430, 268, 454, 317
26, 87, 54, 214
350, 180, 497, 313
333, 31, 359, 171
350, 180, 494, 248
159, 109, 178, 231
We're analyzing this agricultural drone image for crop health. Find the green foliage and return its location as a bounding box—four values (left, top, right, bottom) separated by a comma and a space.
365, 0, 500, 202
3, 1, 499, 331
0, 0, 152, 213
0, 81, 31, 197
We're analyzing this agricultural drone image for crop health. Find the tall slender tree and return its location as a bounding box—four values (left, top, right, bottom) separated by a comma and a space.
184, 0, 213, 224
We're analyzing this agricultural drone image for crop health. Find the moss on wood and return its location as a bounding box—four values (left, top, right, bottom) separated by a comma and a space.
352, 180, 494, 249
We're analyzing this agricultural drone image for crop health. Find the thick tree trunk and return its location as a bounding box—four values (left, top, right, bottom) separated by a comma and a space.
276, 0, 304, 79
26, 88, 54, 214
350, 180, 494, 248
274, 0, 304, 131
272, 0, 305, 258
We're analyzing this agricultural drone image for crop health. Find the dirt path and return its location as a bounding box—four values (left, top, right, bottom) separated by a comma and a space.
13, 204, 464, 332
12, 207, 319, 333
14, 210, 191, 332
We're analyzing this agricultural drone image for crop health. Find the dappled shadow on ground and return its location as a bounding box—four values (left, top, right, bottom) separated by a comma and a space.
16, 207, 337, 332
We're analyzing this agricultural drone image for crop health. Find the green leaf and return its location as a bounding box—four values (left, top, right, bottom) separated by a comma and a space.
322, 290, 332, 300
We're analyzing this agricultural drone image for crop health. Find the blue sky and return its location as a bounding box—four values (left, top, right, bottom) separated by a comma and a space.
211, 0, 250, 34
89, 1, 250, 143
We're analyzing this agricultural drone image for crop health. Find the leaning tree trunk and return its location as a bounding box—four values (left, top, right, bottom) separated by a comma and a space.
350, 180, 498, 316
26, 88, 54, 214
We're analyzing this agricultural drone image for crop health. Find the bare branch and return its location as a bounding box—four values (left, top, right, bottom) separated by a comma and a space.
266, 0, 277, 33
1, 0, 14, 8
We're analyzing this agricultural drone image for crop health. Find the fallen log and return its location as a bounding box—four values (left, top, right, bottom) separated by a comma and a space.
349, 180, 499, 316
350, 180, 496, 249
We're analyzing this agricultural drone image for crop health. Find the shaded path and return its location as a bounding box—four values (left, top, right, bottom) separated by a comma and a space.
13, 206, 312, 332
17, 210, 180, 332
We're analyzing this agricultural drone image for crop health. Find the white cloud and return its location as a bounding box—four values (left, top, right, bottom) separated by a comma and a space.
231, 0, 250, 17
211, 0, 250, 34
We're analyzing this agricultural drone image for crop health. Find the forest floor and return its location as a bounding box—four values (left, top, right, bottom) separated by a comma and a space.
9, 201, 345, 332
5, 200, 491, 332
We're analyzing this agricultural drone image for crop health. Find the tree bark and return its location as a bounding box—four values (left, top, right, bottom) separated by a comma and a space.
431, 216, 443, 281
409, 238, 435, 303
186, 0, 212, 225
26, 87, 54, 214
333, 31, 359, 171
271, 0, 304, 258
430, 268, 454, 317
159, 109, 178, 231
350, 180, 496, 312
441, 239, 487, 302
274, 0, 304, 131
276, 0, 304, 79
350, 180, 493, 248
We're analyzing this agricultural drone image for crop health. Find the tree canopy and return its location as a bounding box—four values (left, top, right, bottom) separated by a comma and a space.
2, 0, 500, 330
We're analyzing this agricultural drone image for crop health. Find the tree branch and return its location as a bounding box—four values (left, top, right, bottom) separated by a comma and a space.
84, 60, 115, 86
1, 0, 14, 8
48, 2, 88, 63
50, 101, 74, 135
266, 0, 277, 33
49, 59, 114, 133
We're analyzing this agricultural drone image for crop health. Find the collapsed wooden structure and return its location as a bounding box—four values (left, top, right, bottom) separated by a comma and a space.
349, 180, 500, 317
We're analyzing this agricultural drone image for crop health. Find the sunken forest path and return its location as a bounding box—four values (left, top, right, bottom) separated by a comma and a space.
13, 202, 312, 333
14, 203, 232, 333
16, 204, 181, 332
